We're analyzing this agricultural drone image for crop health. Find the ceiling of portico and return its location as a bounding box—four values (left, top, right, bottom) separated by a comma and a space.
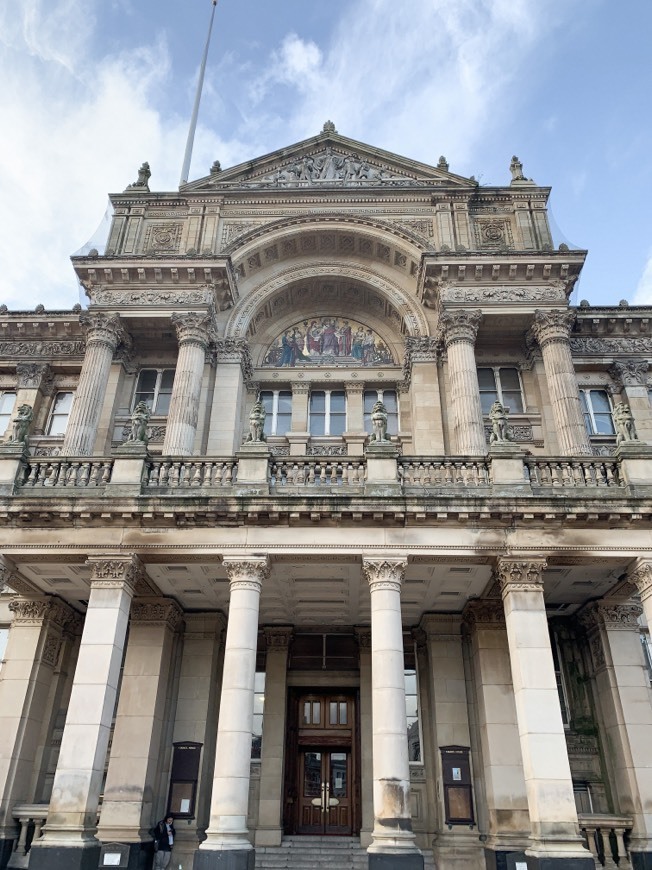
11, 557, 631, 624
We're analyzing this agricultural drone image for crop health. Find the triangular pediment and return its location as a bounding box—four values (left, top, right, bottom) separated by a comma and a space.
184, 126, 476, 192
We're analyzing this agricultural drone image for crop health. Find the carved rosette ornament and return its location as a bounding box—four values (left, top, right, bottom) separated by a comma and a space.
86, 554, 145, 595
496, 557, 547, 596
362, 557, 407, 593
131, 598, 184, 631
214, 337, 254, 381
79, 311, 128, 353
222, 556, 270, 592
609, 359, 649, 389
529, 309, 576, 348
171, 312, 214, 350
462, 599, 506, 630
628, 559, 652, 605
440, 309, 482, 347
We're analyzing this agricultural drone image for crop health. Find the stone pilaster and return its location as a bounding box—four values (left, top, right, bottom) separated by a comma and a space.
29, 556, 140, 870
529, 310, 592, 456
497, 557, 592, 867
463, 599, 529, 862
255, 627, 293, 847
0, 586, 81, 861
403, 337, 444, 454
610, 359, 652, 444
196, 556, 269, 870
440, 310, 486, 455
96, 597, 184, 850
287, 381, 310, 455
363, 557, 422, 868
162, 312, 214, 456
343, 381, 366, 456
577, 599, 652, 861
11, 363, 53, 436
206, 338, 252, 455
62, 312, 127, 456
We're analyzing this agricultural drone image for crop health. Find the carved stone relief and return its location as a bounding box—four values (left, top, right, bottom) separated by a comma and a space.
143, 222, 183, 253
441, 285, 567, 304
0, 341, 86, 358
571, 337, 652, 355
473, 219, 514, 250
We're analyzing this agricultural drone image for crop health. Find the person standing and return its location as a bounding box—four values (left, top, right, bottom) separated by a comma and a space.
153, 815, 175, 869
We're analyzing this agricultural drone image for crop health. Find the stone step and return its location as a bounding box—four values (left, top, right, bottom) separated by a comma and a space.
254, 836, 435, 870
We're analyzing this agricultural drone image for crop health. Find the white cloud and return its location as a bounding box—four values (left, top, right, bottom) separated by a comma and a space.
634, 252, 652, 304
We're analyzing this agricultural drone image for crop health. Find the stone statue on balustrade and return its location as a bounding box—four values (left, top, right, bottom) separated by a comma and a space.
246, 399, 267, 443
9, 404, 33, 445
126, 401, 150, 444
613, 402, 638, 445
369, 400, 391, 444
489, 401, 512, 444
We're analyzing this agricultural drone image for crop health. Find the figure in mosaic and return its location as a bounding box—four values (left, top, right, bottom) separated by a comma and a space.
263, 317, 393, 367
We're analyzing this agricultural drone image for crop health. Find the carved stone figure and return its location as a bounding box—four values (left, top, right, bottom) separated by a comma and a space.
9, 404, 33, 444
246, 400, 267, 443
126, 401, 150, 444
489, 401, 511, 443
509, 155, 526, 181
613, 402, 638, 444
369, 400, 390, 443
126, 161, 151, 191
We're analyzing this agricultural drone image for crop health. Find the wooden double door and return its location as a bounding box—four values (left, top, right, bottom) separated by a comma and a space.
285, 691, 359, 836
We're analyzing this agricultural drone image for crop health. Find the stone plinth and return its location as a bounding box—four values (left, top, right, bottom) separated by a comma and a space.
0, 444, 28, 495
365, 442, 400, 496
489, 444, 529, 490
235, 443, 270, 492
616, 442, 652, 486
107, 443, 149, 497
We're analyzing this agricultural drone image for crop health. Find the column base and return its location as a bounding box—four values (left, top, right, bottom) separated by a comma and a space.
632, 854, 652, 870
525, 858, 595, 870
368, 854, 424, 870
27, 843, 101, 870
193, 849, 255, 870
484, 848, 528, 870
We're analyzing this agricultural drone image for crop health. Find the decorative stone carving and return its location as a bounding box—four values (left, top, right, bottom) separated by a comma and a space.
369, 400, 390, 443
306, 443, 348, 456
440, 309, 482, 346
8, 596, 80, 630
362, 557, 407, 592
214, 338, 253, 380
529, 309, 576, 346
131, 598, 184, 631
16, 363, 53, 391
87, 554, 145, 594
404, 335, 439, 363
125, 161, 151, 191
613, 402, 638, 444
0, 340, 86, 358
222, 556, 270, 590
125, 401, 150, 444
354, 626, 371, 649
473, 219, 514, 250
489, 401, 511, 443
143, 222, 183, 253
8, 404, 33, 444
41, 634, 63, 667
570, 336, 652, 355
79, 311, 128, 351
484, 423, 533, 443
628, 560, 652, 604
170, 312, 214, 348
496, 557, 547, 594
462, 600, 506, 629
264, 626, 293, 647
262, 316, 393, 368
441, 285, 567, 304
578, 601, 643, 632
609, 359, 649, 388
92, 289, 214, 306
246, 399, 266, 443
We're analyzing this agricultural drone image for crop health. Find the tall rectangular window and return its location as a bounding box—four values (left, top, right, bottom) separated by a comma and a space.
46, 392, 73, 436
477, 367, 524, 414
0, 392, 16, 435
0, 626, 8, 671
252, 671, 266, 760
133, 369, 175, 414
260, 390, 292, 436
551, 630, 570, 727
580, 389, 615, 436
309, 390, 346, 436
364, 389, 398, 435
404, 640, 422, 763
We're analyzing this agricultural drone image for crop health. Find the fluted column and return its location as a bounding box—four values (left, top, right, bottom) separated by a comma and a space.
497, 557, 593, 867
197, 555, 269, 868
62, 313, 126, 455
29, 557, 140, 870
440, 310, 486, 455
530, 310, 591, 456
363, 556, 422, 866
162, 312, 213, 456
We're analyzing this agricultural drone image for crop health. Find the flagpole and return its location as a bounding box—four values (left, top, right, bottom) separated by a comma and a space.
180, 0, 218, 186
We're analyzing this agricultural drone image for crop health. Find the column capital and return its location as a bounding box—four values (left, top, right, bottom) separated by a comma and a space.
362, 556, 407, 592
291, 380, 311, 395
344, 380, 365, 394
214, 336, 253, 379
354, 626, 371, 649
496, 556, 547, 596
404, 334, 440, 363
263, 625, 293, 648
609, 359, 649, 389
86, 554, 145, 595
130, 597, 184, 631
0, 557, 40, 596
440, 309, 482, 346
529, 309, 575, 346
79, 311, 127, 351
171, 311, 215, 349
15, 363, 53, 392
8, 595, 81, 631
577, 600, 643, 634
222, 555, 270, 591
629, 558, 652, 603
462, 599, 506, 630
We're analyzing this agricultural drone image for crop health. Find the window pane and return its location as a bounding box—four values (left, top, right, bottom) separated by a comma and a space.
52, 392, 73, 413
329, 702, 338, 725
47, 393, 73, 436
502, 390, 523, 413
329, 412, 346, 436
339, 702, 347, 724
0, 392, 16, 414
155, 392, 172, 415
477, 368, 497, 390
330, 391, 346, 413
404, 672, 417, 694
136, 370, 157, 393
382, 391, 398, 413
480, 391, 498, 415
589, 390, 611, 414
261, 391, 274, 436
303, 753, 321, 797
303, 702, 311, 725
277, 391, 292, 414
498, 368, 520, 390
312, 701, 321, 724
310, 392, 326, 413
594, 414, 615, 435
160, 370, 176, 390
364, 391, 378, 414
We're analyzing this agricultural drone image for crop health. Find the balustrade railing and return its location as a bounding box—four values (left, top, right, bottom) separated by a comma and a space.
526, 458, 624, 489
270, 459, 365, 488
21, 459, 113, 489
9, 805, 48, 868
146, 459, 237, 488
578, 813, 632, 868
399, 458, 491, 488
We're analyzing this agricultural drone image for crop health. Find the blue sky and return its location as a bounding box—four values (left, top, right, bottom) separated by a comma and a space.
1, 0, 652, 310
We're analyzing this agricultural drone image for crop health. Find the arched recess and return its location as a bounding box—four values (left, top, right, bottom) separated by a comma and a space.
224, 262, 430, 346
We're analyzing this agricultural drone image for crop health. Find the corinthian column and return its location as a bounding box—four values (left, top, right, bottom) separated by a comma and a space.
530, 310, 591, 456
62, 313, 127, 455
440, 310, 486, 455
363, 556, 422, 869
196, 555, 269, 870
162, 312, 213, 456
497, 557, 592, 868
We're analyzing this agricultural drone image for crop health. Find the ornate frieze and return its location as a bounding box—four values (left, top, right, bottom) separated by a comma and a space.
440, 309, 482, 346
496, 557, 547, 595
222, 556, 270, 590
362, 557, 407, 592
529, 309, 576, 347
306, 444, 348, 456
570, 336, 652, 355
441, 284, 567, 304
608, 359, 649, 388
91, 288, 214, 306
131, 598, 184, 631
0, 340, 86, 358
0, 562, 40, 597
404, 335, 440, 363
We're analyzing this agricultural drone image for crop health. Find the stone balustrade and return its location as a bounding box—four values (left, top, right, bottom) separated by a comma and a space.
8, 805, 48, 869
270, 459, 366, 488
399, 458, 491, 487
146, 458, 238, 488
21, 458, 113, 489
577, 813, 632, 868
526, 457, 624, 489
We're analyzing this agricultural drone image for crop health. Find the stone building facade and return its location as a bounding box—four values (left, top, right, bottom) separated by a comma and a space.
0, 124, 652, 870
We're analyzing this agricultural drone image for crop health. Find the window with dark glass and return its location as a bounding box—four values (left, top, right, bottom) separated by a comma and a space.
46, 392, 73, 436
309, 390, 346, 436
0, 392, 16, 436
404, 639, 422, 762
251, 670, 266, 759
133, 369, 175, 414
580, 389, 615, 436
364, 389, 398, 434
551, 630, 570, 727
260, 390, 292, 436
477, 367, 524, 414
